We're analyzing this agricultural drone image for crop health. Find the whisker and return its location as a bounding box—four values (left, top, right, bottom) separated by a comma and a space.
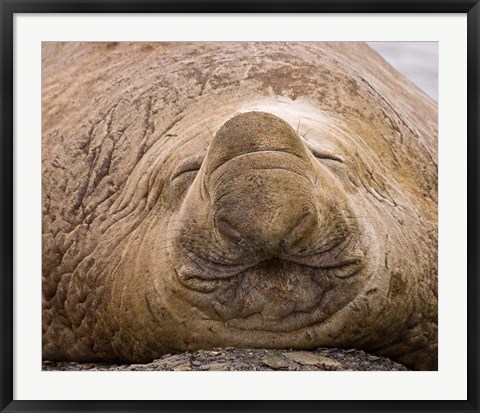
303, 128, 313, 138
207, 126, 215, 140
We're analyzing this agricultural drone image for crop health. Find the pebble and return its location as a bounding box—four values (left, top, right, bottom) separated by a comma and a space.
282, 352, 341, 367
204, 363, 232, 371
42, 347, 409, 371
261, 355, 290, 369
172, 363, 192, 371
232, 362, 250, 370
166, 359, 190, 369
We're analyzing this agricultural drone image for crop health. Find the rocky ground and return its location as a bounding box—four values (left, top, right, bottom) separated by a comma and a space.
43, 347, 409, 371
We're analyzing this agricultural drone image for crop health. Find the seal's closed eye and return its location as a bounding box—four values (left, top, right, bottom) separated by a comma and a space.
303, 139, 344, 163
170, 155, 205, 182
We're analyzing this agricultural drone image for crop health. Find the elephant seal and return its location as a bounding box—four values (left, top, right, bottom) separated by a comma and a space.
42, 42, 437, 370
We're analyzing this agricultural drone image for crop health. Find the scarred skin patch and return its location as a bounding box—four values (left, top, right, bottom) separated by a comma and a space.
42, 42, 437, 370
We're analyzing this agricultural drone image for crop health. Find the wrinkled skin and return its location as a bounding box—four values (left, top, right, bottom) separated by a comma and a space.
42, 42, 437, 370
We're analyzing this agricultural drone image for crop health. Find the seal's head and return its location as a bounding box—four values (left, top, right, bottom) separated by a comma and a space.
108, 110, 401, 364
171, 112, 374, 330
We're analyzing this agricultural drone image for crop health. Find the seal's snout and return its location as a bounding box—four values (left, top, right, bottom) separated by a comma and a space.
203, 111, 319, 257
214, 197, 318, 256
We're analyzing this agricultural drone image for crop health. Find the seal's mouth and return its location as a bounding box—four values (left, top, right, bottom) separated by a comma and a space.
175, 253, 369, 331
176, 254, 364, 292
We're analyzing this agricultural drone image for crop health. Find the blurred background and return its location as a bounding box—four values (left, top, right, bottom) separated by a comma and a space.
367, 42, 438, 101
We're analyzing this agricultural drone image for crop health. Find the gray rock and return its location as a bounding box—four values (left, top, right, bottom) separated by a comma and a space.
262, 355, 290, 369
232, 362, 250, 370
172, 363, 192, 371
165, 359, 190, 369
203, 363, 232, 371
282, 352, 342, 367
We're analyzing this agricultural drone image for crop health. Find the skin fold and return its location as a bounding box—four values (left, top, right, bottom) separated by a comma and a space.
42, 42, 437, 370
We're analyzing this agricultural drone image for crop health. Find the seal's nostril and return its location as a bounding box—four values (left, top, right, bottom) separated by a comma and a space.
280, 209, 317, 253
216, 217, 243, 243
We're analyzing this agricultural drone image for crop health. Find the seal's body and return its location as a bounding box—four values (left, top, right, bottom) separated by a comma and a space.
42, 42, 437, 370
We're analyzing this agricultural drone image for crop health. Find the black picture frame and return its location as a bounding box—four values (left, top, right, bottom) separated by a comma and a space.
1, 1, 479, 412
